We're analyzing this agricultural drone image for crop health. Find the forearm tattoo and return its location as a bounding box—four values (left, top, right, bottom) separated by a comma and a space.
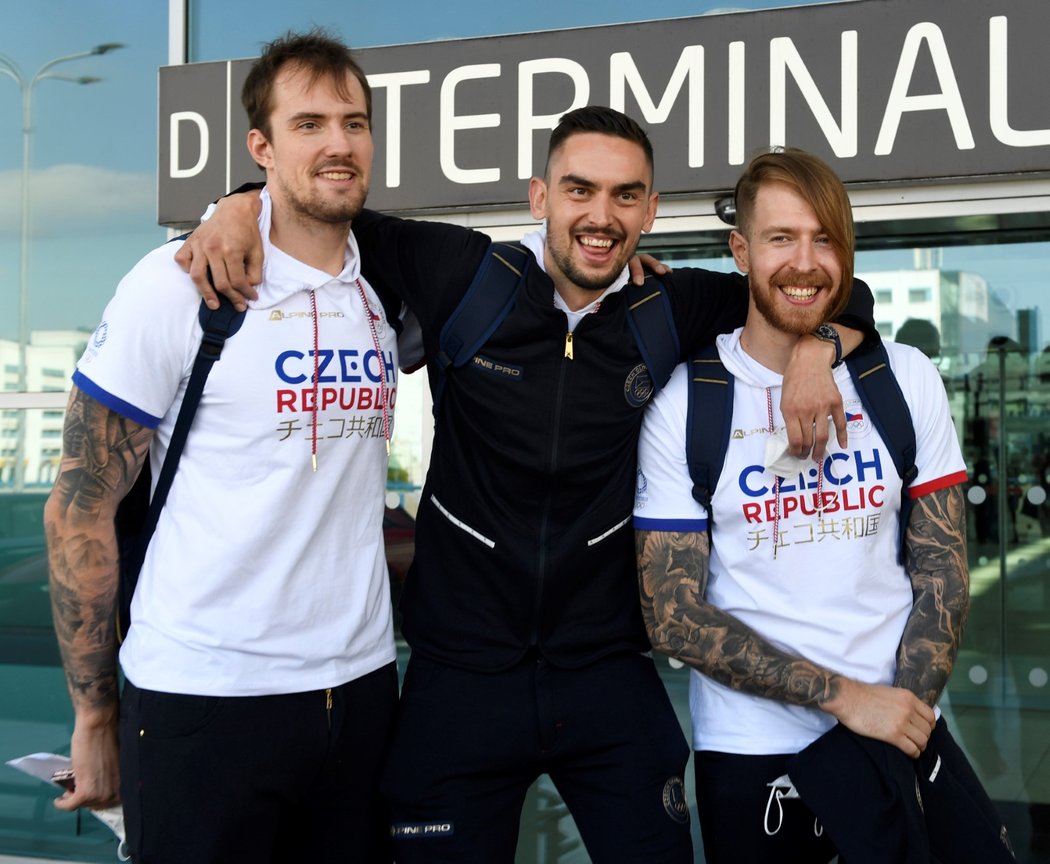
45, 388, 152, 712
896, 485, 969, 706
636, 529, 840, 709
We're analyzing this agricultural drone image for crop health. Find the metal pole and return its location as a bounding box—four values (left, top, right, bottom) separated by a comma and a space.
0, 45, 122, 490
14, 78, 31, 490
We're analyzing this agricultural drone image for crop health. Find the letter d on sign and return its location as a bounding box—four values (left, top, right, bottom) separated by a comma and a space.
170, 111, 210, 179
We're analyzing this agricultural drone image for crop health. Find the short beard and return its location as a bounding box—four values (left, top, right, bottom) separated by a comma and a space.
290, 191, 365, 225
277, 175, 368, 227
547, 232, 632, 293
750, 270, 837, 336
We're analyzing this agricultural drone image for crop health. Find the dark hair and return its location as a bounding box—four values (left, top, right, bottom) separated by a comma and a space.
734, 147, 854, 318
545, 106, 654, 182
241, 28, 371, 141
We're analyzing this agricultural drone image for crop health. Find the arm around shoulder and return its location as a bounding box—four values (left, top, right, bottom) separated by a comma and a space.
174, 183, 265, 309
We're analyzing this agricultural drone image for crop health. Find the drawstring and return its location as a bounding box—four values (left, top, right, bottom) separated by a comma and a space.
766, 386, 827, 557
309, 290, 320, 472
764, 774, 823, 838
355, 279, 391, 456
308, 281, 392, 472
765, 386, 781, 558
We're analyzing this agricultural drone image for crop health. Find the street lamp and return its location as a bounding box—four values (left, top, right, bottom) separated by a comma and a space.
0, 42, 123, 489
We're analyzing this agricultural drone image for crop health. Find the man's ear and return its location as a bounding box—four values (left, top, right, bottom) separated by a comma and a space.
729, 229, 750, 274
641, 191, 660, 234
528, 176, 548, 220
247, 129, 273, 170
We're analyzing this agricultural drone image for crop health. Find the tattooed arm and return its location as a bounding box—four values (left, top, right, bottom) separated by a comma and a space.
894, 485, 969, 706
44, 386, 153, 811
636, 528, 936, 756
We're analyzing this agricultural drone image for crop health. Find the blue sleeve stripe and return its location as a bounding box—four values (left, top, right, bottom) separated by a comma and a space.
632, 515, 708, 532
72, 370, 163, 429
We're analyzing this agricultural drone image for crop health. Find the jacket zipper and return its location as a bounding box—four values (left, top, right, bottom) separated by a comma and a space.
531, 332, 573, 645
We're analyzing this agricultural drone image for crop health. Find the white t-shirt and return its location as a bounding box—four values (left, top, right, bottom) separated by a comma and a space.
634, 329, 967, 754
74, 188, 397, 696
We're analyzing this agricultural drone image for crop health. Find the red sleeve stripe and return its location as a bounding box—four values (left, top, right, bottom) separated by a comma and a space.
908, 470, 969, 499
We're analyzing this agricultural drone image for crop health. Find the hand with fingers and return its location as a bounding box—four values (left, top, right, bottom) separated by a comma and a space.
823, 677, 936, 758
174, 188, 265, 311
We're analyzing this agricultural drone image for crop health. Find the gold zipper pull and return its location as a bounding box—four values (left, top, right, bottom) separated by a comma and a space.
564, 332, 574, 359
325, 688, 333, 710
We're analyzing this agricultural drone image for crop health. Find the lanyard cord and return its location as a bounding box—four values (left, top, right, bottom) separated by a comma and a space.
355, 279, 391, 456
764, 386, 826, 557
309, 289, 320, 471
309, 282, 392, 472
765, 386, 781, 558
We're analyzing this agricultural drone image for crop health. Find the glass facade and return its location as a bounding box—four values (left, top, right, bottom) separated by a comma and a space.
0, 1, 1046, 861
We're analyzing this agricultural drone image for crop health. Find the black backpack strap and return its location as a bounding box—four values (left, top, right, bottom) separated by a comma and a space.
625, 275, 679, 396
433, 242, 530, 414
686, 343, 734, 517
844, 340, 917, 564
144, 295, 245, 533
117, 292, 245, 640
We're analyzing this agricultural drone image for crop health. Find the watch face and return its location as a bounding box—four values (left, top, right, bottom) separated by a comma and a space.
817, 323, 838, 340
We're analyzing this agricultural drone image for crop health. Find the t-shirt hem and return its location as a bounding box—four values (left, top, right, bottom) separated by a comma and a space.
123, 645, 397, 697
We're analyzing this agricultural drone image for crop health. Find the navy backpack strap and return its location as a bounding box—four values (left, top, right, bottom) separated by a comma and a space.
624, 276, 679, 396
433, 242, 530, 413
685, 343, 734, 517
117, 292, 245, 640
844, 340, 917, 564
143, 295, 245, 534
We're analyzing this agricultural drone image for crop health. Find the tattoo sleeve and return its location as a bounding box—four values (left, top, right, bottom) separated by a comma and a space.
636, 529, 843, 709
44, 387, 153, 717
895, 484, 969, 706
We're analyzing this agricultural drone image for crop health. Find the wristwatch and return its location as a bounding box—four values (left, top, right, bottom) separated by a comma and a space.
812, 323, 843, 367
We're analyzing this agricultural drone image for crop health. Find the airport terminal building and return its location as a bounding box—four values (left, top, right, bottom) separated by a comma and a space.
1, 0, 1048, 859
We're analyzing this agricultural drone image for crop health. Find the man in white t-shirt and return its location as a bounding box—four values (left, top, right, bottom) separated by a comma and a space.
634, 148, 1014, 863
44, 31, 399, 863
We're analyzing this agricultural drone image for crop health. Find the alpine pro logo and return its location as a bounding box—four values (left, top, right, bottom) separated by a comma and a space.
625, 364, 654, 407
269, 309, 345, 321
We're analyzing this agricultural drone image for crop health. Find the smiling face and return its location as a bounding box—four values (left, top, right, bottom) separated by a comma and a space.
528, 131, 659, 307
731, 181, 845, 338
247, 63, 373, 228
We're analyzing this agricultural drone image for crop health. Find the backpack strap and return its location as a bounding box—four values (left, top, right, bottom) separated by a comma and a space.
844, 340, 917, 565
433, 249, 678, 414
145, 295, 246, 533
624, 275, 679, 396
433, 242, 530, 414
116, 291, 245, 641
681, 337, 917, 563
685, 342, 735, 517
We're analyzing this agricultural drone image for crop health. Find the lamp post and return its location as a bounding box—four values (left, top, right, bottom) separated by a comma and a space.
0, 42, 123, 489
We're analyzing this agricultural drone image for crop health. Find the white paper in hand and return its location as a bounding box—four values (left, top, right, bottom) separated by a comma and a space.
6, 752, 129, 860
763, 417, 836, 476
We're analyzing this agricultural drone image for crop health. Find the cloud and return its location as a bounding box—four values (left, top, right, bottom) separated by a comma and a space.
0, 164, 155, 236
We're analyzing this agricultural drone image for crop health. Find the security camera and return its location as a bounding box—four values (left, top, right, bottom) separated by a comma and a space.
714, 196, 736, 226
